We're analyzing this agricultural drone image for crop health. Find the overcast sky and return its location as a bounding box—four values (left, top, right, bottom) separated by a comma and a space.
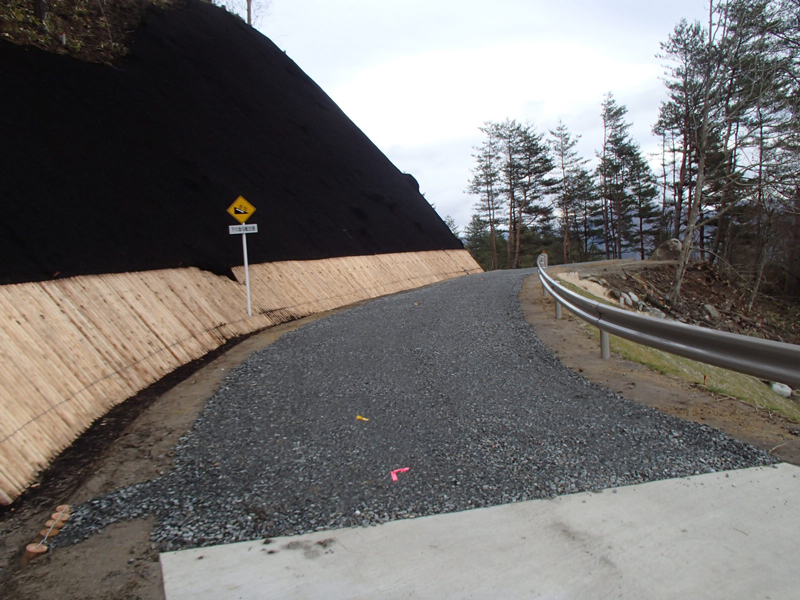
259, 0, 711, 230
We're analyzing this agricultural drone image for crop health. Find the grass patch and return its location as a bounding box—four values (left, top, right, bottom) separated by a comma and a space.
554, 276, 800, 423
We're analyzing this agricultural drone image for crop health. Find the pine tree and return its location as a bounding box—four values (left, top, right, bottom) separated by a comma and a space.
468, 125, 504, 270
627, 152, 661, 259
550, 120, 588, 263
515, 124, 555, 268
570, 167, 603, 260
463, 215, 508, 271
473, 119, 554, 268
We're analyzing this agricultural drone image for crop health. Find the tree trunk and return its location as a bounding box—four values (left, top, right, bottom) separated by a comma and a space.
787, 190, 800, 298
601, 119, 610, 260
602, 198, 610, 259
34, 0, 47, 23
639, 216, 645, 260
669, 0, 717, 304
507, 194, 515, 267
560, 158, 569, 264
660, 132, 670, 241
745, 240, 768, 314
488, 202, 498, 271
674, 125, 689, 238
514, 202, 523, 268
670, 149, 706, 303
746, 119, 767, 314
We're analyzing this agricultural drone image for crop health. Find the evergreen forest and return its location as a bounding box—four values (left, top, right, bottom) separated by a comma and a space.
463, 0, 800, 304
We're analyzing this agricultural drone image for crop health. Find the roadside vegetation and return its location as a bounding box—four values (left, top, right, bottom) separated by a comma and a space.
465, 0, 800, 315
0, 0, 179, 62
556, 275, 800, 422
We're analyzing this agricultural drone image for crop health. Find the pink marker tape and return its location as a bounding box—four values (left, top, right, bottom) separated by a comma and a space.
390, 467, 410, 482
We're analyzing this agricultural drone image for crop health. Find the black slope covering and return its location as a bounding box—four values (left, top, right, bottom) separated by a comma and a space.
0, 0, 461, 285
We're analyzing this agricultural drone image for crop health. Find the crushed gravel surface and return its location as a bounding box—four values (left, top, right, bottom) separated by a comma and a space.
55, 269, 775, 551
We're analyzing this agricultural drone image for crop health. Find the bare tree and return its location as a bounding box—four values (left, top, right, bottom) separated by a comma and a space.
214, 0, 270, 27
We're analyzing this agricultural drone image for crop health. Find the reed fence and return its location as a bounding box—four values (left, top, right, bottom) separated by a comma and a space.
0, 249, 480, 504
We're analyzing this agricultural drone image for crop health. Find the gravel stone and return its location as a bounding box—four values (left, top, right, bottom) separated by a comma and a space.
53, 269, 775, 551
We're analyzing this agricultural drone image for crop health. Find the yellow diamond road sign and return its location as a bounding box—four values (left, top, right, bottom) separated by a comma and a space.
227, 196, 256, 224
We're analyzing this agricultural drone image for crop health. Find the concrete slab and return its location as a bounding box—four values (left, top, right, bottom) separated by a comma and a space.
161, 464, 800, 599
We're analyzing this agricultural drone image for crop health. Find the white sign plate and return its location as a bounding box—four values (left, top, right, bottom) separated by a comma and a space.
229, 224, 258, 234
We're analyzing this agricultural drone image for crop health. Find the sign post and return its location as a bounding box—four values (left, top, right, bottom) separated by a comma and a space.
227, 197, 257, 316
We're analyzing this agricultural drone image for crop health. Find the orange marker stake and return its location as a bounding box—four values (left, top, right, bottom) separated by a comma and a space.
40, 528, 60, 537
21, 543, 48, 567
356, 415, 369, 422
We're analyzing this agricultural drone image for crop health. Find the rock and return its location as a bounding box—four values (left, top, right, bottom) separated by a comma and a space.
702, 304, 720, 320
645, 292, 668, 312
628, 291, 640, 304
619, 293, 631, 307
770, 382, 793, 398
587, 276, 602, 285
579, 273, 590, 280
650, 238, 682, 261
646, 307, 666, 319
608, 289, 622, 300
598, 278, 609, 287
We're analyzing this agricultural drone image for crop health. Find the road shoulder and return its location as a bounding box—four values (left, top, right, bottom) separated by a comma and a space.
519, 273, 800, 465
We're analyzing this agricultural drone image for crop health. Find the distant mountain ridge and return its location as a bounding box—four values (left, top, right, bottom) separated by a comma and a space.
0, 0, 460, 285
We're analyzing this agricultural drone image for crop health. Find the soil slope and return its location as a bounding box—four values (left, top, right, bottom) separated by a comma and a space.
0, 0, 460, 285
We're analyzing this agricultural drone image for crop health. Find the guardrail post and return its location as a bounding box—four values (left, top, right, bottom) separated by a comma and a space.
600, 329, 610, 359
555, 300, 562, 319
537, 252, 548, 294
537, 251, 548, 269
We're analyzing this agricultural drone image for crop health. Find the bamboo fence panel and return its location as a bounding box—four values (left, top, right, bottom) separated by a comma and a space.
44, 280, 143, 396
0, 249, 480, 503
142, 272, 228, 357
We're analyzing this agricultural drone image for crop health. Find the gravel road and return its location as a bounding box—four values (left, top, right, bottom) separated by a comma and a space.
56, 269, 775, 551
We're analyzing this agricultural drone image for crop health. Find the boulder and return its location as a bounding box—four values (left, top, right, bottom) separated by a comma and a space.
646, 307, 666, 319
702, 303, 720, 320
650, 238, 682, 261
628, 291, 640, 304
770, 382, 793, 398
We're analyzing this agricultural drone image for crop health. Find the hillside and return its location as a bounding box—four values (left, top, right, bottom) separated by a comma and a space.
0, 0, 461, 285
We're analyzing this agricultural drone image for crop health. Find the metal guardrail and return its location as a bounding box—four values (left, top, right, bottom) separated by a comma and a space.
536, 257, 800, 388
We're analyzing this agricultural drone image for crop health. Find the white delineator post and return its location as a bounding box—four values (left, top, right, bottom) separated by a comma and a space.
242, 232, 252, 317
229, 223, 258, 316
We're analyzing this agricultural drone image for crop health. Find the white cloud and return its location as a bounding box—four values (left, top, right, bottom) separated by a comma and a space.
329, 39, 659, 150
262, 0, 712, 228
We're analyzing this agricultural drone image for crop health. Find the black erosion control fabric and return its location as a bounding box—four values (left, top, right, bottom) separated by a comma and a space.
0, 0, 460, 285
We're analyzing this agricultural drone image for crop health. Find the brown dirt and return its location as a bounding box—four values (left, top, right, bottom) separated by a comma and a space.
2, 267, 798, 599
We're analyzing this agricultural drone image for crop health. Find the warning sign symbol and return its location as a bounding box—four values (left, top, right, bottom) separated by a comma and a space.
227, 196, 256, 224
